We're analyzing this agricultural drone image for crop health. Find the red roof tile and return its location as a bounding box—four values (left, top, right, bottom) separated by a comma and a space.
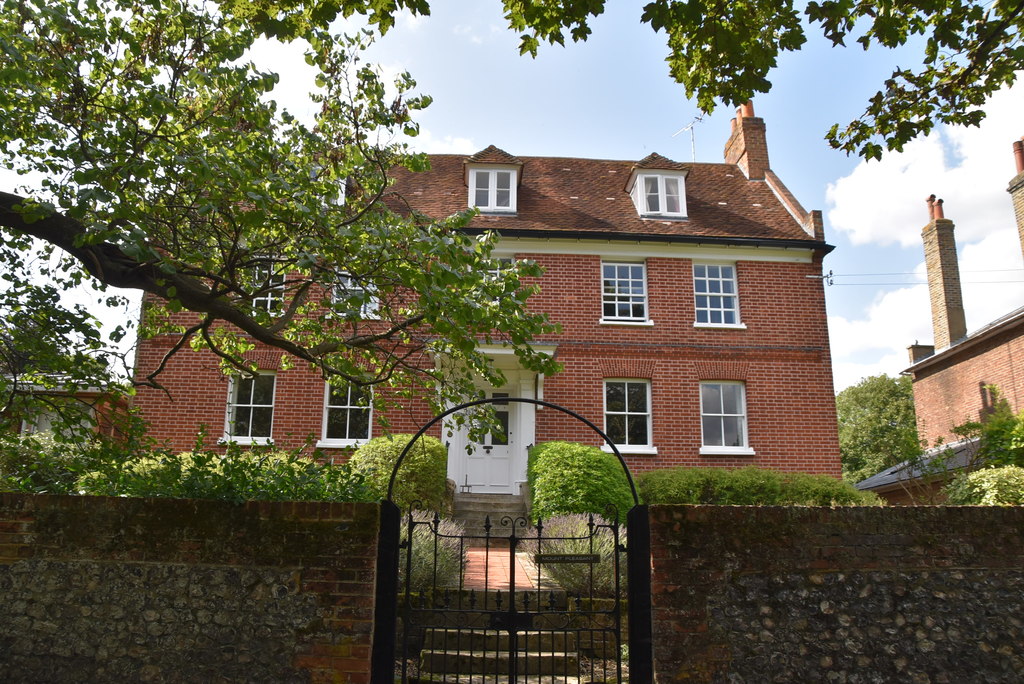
634, 152, 688, 171
465, 145, 523, 166
388, 152, 820, 244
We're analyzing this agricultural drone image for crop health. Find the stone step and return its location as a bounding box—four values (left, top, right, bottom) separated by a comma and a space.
453, 494, 528, 515
453, 508, 530, 524
409, 676, 585, 683
423, 628, 577, 652
412, 612, 579, 632
419, 649, 579, 676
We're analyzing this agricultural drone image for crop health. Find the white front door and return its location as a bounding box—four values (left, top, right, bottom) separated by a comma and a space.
465, 392, 514, 493
449, 391, 525, 495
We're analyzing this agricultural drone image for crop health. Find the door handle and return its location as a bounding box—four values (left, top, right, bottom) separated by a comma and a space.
482, 445, 492, 454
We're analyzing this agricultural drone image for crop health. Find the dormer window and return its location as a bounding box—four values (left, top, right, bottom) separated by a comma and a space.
633, 173, 686, 217
469, 168, 517, 213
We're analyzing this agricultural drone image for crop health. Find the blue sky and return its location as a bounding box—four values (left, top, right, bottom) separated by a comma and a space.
6, 1, 1024, 392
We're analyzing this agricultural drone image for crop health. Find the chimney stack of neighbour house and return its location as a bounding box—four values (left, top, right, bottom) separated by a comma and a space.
921, 194, 968, 352
723, 101, 769, 180
1008, 137, 1024, 258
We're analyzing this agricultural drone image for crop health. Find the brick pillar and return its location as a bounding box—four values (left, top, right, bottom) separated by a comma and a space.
922, 195, 967, 350
1007, 138, 1024, 262
723, 101, 769, 180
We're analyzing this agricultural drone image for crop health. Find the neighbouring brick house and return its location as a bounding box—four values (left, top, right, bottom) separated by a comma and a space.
133, 103, 841, 490
860, 137, 1024, 504
905, 138, 1024, 447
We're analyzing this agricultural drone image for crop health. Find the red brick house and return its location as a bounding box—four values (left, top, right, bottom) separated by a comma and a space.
132, 104, 841, 490
905, 138, 1024, 447
859, 137, 1024, 504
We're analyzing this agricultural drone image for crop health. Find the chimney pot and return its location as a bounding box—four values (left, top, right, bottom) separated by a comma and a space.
739, 101, 755, 118
926, 194, 936, 219
1014, 139, 1024, 174
935, 198, 945, 219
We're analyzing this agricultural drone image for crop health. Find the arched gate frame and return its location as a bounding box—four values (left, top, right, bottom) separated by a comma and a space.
370, 397, 653, 682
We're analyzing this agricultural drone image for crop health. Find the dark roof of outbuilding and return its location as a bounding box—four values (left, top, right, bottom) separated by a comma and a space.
387, 151, 826, 247
855, 438, 980, 491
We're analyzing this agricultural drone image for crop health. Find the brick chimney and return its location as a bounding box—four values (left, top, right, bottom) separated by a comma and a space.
922, 195, 967, 350
723, 101, 769, 180
1008, 137, 1024, 259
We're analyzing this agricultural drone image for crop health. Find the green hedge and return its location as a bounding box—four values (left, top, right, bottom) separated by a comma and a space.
637, 466, 881, 505
76, 447, 372, 503
944, 466, 1024, 505
0, 431, 373, 503
350, 434, 450, 512
527, 441, 635, 522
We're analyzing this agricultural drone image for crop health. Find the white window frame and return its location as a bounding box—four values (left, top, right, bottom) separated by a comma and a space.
601, 261, 653, 325
317, 381, 372, 448
699, 381, 754, 455
20, 402, 95, 440
602, 379, 657, 455
332, 273, 380, 319
693, 263, 745, 328
469, 167, 517, 213
224, 373, 276, 445
250, 263, 285, 314
487, 257, 514, 279
632, 173, 687, 218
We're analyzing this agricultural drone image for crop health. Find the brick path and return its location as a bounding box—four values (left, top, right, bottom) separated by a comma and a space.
463, 546, 536, 591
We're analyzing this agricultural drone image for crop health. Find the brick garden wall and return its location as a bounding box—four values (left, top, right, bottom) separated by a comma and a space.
8, 497, 1019, 682
0, 494, 379, 683
649, 505, 1024, 683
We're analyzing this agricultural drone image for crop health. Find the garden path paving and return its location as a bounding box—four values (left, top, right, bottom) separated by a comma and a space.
462, 546, 536, 591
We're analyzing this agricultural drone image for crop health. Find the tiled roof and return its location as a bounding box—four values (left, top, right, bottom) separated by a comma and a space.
634, 152, 688, 172
387, 151, 820, 244
465, 145, 523, 166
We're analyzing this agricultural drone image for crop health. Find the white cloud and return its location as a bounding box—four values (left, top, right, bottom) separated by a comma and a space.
406, 129, 478, 154
827, 80, 1024, 248
959, 228, 1024, 331
827, 282, 932, 390
826, 80, 1024, 391
397, 10, 427, 33
246, 38, 322, 126
453, 24, 484, 44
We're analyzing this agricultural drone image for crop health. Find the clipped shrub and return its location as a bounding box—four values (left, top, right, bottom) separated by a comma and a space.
637, 466, 882, 505
400, 511, 466, 592
944, 466, 1024, 505
523, 513, 623, 597
350, 434, 450, 512
528, 442, 635, 522
76, 445, 372, 503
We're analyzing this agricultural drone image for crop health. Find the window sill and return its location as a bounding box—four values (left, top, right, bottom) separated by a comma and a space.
694, 322, 746, 330
601, 444, 658, 456
599, 319, 655, 327
639, 214, 687, 221
474, 208, 518, 215
220, 437, 274, 446
700, 446, 756, 456
315, 439, 366, 449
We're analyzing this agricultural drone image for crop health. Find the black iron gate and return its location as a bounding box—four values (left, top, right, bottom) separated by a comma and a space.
372, 398, 653, 683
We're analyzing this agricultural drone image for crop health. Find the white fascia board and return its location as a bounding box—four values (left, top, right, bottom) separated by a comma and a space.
489, 236, 814, 264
